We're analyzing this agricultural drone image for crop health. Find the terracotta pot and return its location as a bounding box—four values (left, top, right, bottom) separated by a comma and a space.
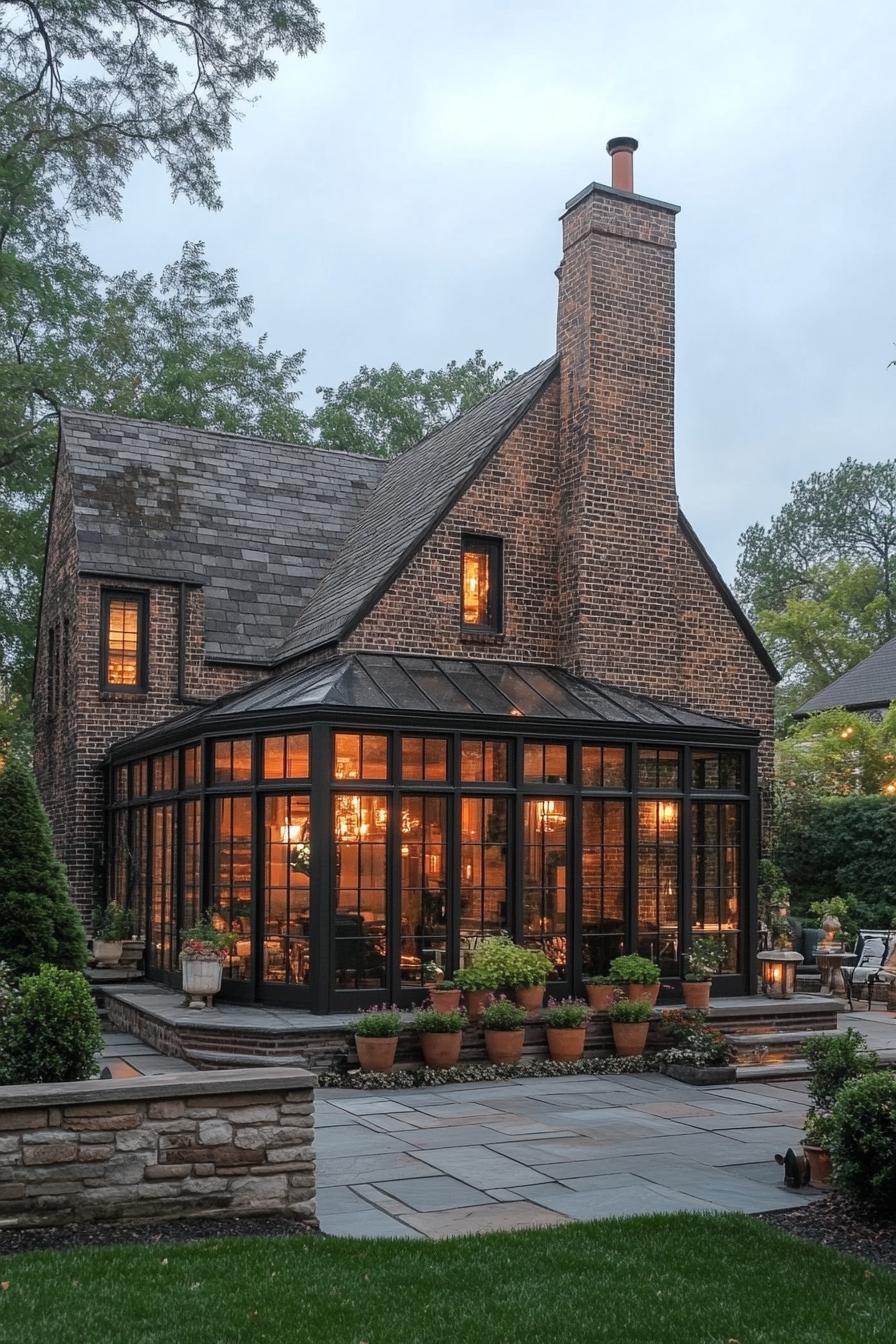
546, 1025, 586, 1062
611, 1021, 650, 1057
585, 983, 616, 1012
355, 1035, 398, 1073
463, 989, 493, 1022
514, 985, 545, 1011
681, 981, 711, 1011
484, 1028, 525, 1065
803, 1144, 833, 1190
419, 1031, 463, 1069
93, 938, 123, 966
626, 982, 660, 1007
429, 988, 462, 1012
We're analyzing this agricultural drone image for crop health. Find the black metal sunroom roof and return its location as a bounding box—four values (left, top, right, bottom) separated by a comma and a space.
109, 654, 754, 758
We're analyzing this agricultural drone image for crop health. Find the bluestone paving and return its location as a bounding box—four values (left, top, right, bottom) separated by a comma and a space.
374, 1176, 496, 1212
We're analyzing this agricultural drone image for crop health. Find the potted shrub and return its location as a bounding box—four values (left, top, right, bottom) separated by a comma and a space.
179, 915, 236, 1008
584, 975, 618, 1012
608, 997, 652, 1056
454, 965, 499, 1021
352, 1006, 402, 1073
468, 935, 555, 1009
609, 953, 661, 1006
415, 1006, 466, 1068
481, 996, 527, 1064
428, 979, 461, 1012
799, 1026, 877, 1189
545, 998, 589, 1062
681, 935, 726, 1010
92, 901, 133, 966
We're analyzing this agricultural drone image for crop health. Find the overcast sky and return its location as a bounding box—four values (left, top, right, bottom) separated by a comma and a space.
81, 0, 896, 583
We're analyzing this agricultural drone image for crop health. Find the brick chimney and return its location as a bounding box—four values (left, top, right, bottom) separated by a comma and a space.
555, 138, 684, 695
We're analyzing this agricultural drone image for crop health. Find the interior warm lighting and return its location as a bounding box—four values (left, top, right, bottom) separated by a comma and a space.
105, 597, 140, 686
659, 802, 677, 825
884, 782, 896, 796
462, 547, 490, 625
840, 727, 855, 739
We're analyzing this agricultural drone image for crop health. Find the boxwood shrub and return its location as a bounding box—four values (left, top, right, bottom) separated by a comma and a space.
830, 1071, 896, 1210
0, 964, 102, 1085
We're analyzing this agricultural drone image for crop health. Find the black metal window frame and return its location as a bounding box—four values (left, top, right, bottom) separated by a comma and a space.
105, 723, 756, 1013
460, 533, 503, 634
99, 588, 149, 694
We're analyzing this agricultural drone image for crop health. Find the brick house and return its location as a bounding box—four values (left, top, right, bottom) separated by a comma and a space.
33, 139, 778, 1013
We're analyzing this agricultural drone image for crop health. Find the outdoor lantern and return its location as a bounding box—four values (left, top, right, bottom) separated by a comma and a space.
757, 949, 803, 999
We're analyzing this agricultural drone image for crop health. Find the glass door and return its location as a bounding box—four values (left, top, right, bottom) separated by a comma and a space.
262, 794, 312, 996
398, 795, 448, 998
522, 798, 569, 986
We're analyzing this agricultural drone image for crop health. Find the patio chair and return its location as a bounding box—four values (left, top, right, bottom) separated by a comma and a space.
841, 929, 896, 1010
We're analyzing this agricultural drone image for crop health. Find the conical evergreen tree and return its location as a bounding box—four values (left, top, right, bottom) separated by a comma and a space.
0, 759, 87, 975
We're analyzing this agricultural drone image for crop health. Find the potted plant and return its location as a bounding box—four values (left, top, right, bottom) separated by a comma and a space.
808, 896, 851, 948
681, 935, 726, 1010
428, 979, 461, 1012
467, 935, 555, 1009
481, 996, 527, 1065
511, 951, 555, 1011
92, 901, 133, 966
802, 1110, 836, 1189
609, 953, 661, 1006
352, 1006, 403, 1073
454, 966, 499, 1021
544, 998, 589, 1062
584, 975, 618, 1012
799, 1027, 877, 1189
415, 1006, 466, 1068
179, 915, 237, 1008
607, 997, 653, 1056
658, 1009, 735, 1083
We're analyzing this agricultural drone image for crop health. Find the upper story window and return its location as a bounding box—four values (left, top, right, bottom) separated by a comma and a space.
461, 534, 502, 633
101, 591, 147, 692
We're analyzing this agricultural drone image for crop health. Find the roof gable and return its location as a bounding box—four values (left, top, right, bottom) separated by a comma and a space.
274, 357, 559, 663
797, 635, 896, 716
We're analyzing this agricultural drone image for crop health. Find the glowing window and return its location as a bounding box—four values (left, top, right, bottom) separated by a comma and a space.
461, 535, 502, 631
102, 592, 146, 690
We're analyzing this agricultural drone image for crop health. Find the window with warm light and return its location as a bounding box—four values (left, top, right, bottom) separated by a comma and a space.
582, 745, 627, 789
522, 798, 568, 976
523, 741, 568, 784
401, 735, 448, 781
332, 732, 389, 780
637, 798, 680, 976
460, 738, 510, 783
101, 592, 147, 691
263, 733, 310, 780
461, 535, 502, 632
213, 738, 252, 783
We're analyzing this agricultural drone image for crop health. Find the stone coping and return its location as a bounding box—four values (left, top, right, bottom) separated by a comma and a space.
0, 1066, 314, 1111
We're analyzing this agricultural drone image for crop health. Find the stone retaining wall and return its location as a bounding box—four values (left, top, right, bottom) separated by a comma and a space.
0, 1069, 317, 1230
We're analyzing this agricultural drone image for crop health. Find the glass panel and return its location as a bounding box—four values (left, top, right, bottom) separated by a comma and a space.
149, 803, 176, 972
524, 742, 568, 784
522, 799, 568, 978
111, 810, 129, 907
151, 751, 176, 794
333, 794, 388, 989
691, 750, 745, 792
582, 745, 627, 789
105, 596, 140, 686
459, 796, 509, 965
182, 799, 201, 933
262, 733, 310, 780
637, 799, 680, 976
462, 542, 491, 626
263, 795, 311, 986
638, 748, 681, 790
113, 766, 128, 803
183, 745, 202, 788
581, 800, 626, 976
211, 795, 253, 979
691, 801, 742, 972
130, 805, 149, 935
130, 760, 148, 798
333, 732, 389, 781
400, 795, 448, 988
213, 739, 252, 783
401, 736, 448, 781
460, 738, 510, 783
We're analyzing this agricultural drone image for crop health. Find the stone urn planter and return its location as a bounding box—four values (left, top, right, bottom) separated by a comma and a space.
355, 1035, 399, 1072
803, 1144, 833, 1190
181, 954, 224, 1008
681, 981, 712, 1011
429, 987, 462, 1013
821, 914, 842, 947
92, 938, 123, 967
546, 1026, 586, 1062
514, 985, 545, 1011
419, 1031, 462, 1068
484, 1028, 526, 1065
585, 982, 617, 1012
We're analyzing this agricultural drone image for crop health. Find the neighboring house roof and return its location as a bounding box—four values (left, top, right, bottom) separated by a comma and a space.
61, 410, 385, 663
796, 635, 896, 716
107, 652, 755, 757
273, 357, 560, 663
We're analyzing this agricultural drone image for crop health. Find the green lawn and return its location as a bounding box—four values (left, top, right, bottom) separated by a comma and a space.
1, 1213, 893, 1344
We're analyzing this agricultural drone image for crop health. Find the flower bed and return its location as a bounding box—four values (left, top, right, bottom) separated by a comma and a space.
318, 1054, 659, 1089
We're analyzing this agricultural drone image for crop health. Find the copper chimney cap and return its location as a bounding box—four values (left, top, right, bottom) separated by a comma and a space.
606, 136, 639, 193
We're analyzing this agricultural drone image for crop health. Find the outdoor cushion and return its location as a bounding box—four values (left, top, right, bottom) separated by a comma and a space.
848, 930, 891, 985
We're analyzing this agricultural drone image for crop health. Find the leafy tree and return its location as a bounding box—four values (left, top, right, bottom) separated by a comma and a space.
0, 757, 86, 974
736, 460, 896, 714
312, 352, 515, 457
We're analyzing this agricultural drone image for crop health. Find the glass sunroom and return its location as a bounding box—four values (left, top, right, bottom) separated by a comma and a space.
105, 654, 759, 1013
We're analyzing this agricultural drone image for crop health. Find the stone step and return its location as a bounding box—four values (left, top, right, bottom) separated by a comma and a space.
725, 1028, 842, 1065
183, 1048, 309, 1070
737, 1048, 896, 1082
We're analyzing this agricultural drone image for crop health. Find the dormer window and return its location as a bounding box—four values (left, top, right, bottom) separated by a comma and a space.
461, 534, 502, 633
101, 591, 147, 692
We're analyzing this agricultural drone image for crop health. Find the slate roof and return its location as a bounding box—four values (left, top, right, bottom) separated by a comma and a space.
61, 410, 385, 663
796, 635, 896, 716
108, 652, 755, 757
273, 357, 559, 662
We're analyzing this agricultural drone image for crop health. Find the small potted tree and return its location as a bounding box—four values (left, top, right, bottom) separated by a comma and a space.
609, 953, 661, 1006
481, 996, 527, 1064
352, 1006, 403, 1073
681, 935, 726, 1010
454, 965, 499, 1021
583, 975, 618, 1012
415, 1006, 466, 1068
608, 997, 652, 1056
92, 902, 133, 967
179, 915, 236, 1009
544, 998, 589, 1062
